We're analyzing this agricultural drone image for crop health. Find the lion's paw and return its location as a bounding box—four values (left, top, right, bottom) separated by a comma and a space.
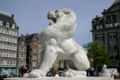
64, 69, 75, 77
64, 69, 86, 77
28, 70, 45, 78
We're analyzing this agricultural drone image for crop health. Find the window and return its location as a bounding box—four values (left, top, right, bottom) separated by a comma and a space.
96, 25, 103, 30
11, 38, 14, 43
14, 39, 17, 43
106, 16, 111, 23
1, 52, 4, 57
112, 15, 117, 22
7, 60, 10, 65
9, 31, 12, 35
99, 25, 103, 29
19, 54, 21, 59
2, 29, 5, 34
12, 60, 16, 66
14, 53, 16, 58
0, 28, 2, 33
108, 32, 117, 51
20, 46, 24, 51
95, 34, 104, 44
7, 45, 10, 50
96, 26, 99, 30
15, 32, 17, 36
11, 46, 14, 50
8, 38, 11, 42
33, 56, 37, 60
106, 15, 117, 23
12, 31, 14, 36
2, 36, 5, 41
1, 36, 3, 41
6, 52, 8, 57
6, 30, 9, 35
12, 24, 15, 29
2, 44, 5, 49
109, 43, 117, 51
6, 22, 9, 27
6, 37, 8, 42
32, 62, 36, 67
33, 48, 36, 53
10, 53, 12, 58
4, 52, 7, 57
5, 45, 7, 49
108, 33, 117, 41
0, 20, 3, 26
8, 53, 10, 57
0, 60, 2, 65
14, 46, 17, 51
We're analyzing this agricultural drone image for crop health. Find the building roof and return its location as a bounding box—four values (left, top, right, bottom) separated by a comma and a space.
104, 0, 120, 11
113, 0, 120, 5
0, 12, 17, 26
25, 33, 39, 44
109, 0, 120, 9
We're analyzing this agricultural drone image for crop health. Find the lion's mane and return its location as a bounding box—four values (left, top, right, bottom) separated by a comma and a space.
39, 9, 76, 43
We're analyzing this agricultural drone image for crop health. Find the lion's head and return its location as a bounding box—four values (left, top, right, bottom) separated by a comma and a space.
47, 9, 76, 26
39, 9, 77, 42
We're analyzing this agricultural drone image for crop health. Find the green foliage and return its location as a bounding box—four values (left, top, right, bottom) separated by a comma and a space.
87, 41, 110, 69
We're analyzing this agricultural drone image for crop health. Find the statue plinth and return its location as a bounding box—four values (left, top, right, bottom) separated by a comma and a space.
4, 77, 113, 80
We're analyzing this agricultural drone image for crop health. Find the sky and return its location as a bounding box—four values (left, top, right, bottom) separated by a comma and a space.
0, 0, 114, 45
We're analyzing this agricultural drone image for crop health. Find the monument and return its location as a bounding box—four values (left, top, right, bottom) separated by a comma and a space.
99, 64, 111, 77
5, 9, 113, 80
29, 8, 90, 78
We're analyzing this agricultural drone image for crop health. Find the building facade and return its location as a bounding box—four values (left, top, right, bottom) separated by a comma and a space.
17, 35, 26, 74
91, 0, 120, 67
25, 33, 42, 71
0, 12, 19, 74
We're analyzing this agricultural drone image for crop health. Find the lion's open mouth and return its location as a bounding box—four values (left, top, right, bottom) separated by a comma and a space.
51, 18, 56, 23
48, 14, 57, 24
48, 18, 57, 24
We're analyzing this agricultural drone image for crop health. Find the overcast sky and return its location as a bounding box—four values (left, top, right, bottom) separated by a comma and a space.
0, 0, 114, 45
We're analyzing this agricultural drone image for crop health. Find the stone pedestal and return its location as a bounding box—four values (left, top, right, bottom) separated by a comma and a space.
4, 77, 114, 80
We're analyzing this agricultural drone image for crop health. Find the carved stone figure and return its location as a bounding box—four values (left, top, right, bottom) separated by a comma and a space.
100, 64, 111, 77
102, 64, 108, 73
28, 8, 90, 78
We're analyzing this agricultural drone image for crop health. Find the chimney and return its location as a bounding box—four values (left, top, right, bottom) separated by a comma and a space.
11, 14, 14, 18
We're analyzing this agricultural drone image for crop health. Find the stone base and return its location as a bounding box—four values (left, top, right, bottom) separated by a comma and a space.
4, 77, 114, 80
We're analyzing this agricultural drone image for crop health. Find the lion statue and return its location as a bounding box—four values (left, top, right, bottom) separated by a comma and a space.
28, 8, 90, 78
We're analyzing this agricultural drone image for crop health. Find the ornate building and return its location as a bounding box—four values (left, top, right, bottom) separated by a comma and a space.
91, 0, 120, 67
0, 12, 19, 74
25, 33, 42, 71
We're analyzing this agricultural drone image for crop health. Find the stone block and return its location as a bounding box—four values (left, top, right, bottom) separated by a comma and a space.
4, 77, 114, 80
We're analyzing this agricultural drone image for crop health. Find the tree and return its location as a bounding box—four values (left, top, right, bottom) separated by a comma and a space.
87, 41, 110, 69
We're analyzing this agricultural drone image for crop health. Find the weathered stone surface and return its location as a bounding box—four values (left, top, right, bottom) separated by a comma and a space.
4, 77, 114, 80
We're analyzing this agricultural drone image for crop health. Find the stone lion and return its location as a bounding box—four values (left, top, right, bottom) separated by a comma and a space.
28, 8, 90, 78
